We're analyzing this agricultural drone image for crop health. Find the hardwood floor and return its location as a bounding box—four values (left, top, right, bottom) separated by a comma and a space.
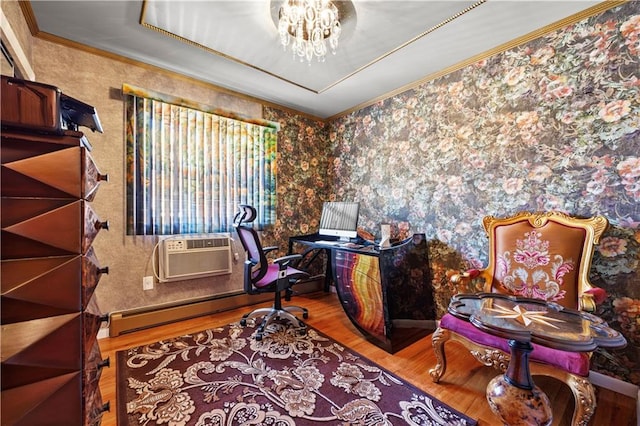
98, 291, 636, 425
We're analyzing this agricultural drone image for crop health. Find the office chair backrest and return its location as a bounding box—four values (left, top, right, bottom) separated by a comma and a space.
233, 205, 269, 283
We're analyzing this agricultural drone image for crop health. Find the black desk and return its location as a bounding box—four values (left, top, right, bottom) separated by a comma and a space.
289, 233, 437, 353
288, 234, 376, 291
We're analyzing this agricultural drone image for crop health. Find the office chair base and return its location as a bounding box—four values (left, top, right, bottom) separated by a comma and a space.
240, 306, 308, 341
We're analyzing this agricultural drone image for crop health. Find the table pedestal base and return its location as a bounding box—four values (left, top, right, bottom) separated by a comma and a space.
487, 374, 552, 425
486, 339, 552, 426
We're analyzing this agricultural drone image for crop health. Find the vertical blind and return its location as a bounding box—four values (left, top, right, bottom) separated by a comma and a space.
124, 88, 277, 235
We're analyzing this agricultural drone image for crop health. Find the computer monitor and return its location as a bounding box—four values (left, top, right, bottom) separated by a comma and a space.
318, 201, 360, 241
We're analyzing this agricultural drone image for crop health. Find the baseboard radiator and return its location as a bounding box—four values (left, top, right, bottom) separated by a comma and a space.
108, 280, 322, 337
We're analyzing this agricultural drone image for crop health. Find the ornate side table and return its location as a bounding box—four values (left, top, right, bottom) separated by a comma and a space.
448, 293, 626, 426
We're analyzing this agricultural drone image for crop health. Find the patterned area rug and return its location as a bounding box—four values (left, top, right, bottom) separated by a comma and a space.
117, 320, 476, 425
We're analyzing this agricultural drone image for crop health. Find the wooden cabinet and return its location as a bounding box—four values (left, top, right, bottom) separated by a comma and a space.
1, 77, 110, 425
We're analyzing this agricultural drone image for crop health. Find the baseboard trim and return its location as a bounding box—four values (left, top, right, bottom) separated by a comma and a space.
587, 371, 639, 425
589, 372, 639, 424
637, 389, 640, 426
589, 370, 638, 399
107, 280, 322, 337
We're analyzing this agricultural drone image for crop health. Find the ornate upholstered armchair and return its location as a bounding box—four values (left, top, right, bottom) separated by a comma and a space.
429, 211, 609, 426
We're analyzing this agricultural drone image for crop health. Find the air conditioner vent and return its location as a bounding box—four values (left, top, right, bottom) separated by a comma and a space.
158, 234, 232, 282
186, 238, 229, 249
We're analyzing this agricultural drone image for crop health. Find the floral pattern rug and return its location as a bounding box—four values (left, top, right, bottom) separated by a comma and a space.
117, 320, 476, 425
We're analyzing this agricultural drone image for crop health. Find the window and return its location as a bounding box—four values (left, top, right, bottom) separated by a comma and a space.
124, 85, 277, 235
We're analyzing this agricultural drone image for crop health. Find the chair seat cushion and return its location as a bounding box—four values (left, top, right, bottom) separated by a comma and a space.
255, 264, 308, 288
440, 313, 590, 376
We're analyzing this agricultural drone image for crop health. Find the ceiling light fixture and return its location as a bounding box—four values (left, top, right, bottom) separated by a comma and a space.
278, 0, 341, 64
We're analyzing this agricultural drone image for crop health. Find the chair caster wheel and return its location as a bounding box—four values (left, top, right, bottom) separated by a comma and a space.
298, 328, 307, 336
240, 318, 247, 326
303, 312, 309, 319
256, 334, 263, 341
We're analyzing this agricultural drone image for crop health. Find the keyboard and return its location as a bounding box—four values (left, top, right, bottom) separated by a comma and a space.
315, 240, 366, 250
315, 240, 342, 246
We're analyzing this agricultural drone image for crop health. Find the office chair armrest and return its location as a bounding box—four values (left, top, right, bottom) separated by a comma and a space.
273, 254, 303, 269
263, 245, 279, 256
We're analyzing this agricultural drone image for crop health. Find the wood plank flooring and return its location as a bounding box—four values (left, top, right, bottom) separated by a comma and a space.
98, 291, 636, 425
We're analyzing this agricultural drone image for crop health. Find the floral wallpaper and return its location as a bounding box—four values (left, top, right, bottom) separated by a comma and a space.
266, 3, 639, 385
262, 109, 331, 243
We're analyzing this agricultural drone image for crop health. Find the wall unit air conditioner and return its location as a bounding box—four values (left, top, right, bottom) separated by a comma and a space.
158, 234, 232, 282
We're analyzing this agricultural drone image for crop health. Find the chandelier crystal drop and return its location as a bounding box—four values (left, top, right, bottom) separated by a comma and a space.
278, 0, 341, 64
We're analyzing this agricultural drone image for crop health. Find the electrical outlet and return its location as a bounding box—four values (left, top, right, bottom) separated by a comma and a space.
142, 276, 154, 290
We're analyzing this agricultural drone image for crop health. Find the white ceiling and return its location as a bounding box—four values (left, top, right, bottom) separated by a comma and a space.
27, 0, 603, 119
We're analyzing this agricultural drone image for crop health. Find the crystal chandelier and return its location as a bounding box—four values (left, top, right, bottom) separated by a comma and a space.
278, 0, 341, 64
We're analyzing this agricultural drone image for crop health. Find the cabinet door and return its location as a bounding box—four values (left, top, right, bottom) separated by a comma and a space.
333, 250, 386, 341
83, 306, 110, 426
1, 372, 84, 425
1, 246, 108, 324
1, 304, 107, 424
1, 199, 106, 258
1, 145, 106, 200
1, 130, 86, 163
1, 313, 83, 389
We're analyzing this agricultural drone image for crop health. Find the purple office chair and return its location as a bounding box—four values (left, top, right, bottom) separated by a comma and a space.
233, 205, 309, 341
